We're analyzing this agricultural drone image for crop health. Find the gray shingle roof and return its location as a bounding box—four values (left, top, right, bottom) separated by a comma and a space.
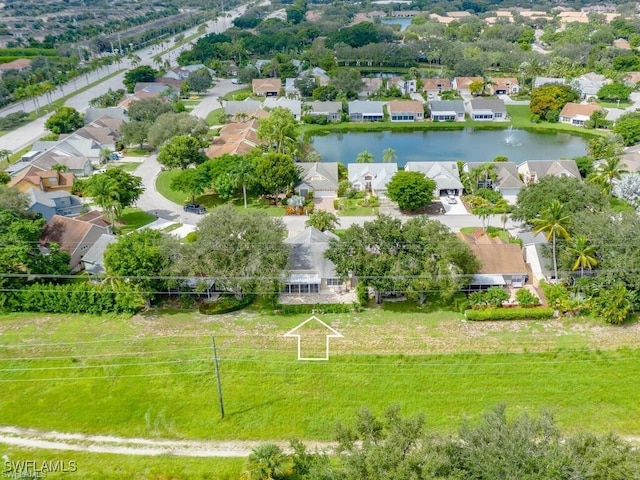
404, 161, 463, 191
82, 234, 117, 275
285, 227, 339, 279
429, 100, 465, 114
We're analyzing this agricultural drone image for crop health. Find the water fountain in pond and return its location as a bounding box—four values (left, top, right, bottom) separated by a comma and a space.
504, 126, 520, 146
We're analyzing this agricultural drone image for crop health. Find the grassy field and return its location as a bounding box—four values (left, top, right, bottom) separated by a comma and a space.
2, 447, 243, 480
116, 208, 157, 234
155, 170, 285, 216
1, 310, 639, 442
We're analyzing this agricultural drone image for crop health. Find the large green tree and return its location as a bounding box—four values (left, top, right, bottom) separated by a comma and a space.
305, 210, 340, 232
531, 199, 572, 281
147, 112, 209, 149
254, 152, 301, 201
613, 112, 640, 146
257, 107, 300, 155
127, 97, 176, 122
186, 68, 213, 93
170, 167, 211, 204
176, 204, 289, 298
85, 169, 144, 221
157, 135, 207, 170
529, 83, 580, 121
123, 65, 157, 93
44, 106, 84, 134
386, 171, 436, 212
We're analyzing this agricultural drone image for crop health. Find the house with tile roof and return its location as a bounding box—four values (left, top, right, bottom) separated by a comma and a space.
348, 163, 398, 197
518, 160, 581, 185
296, 162, 339, 198
40, 215, 111, 272
559, 102, 603, 126
453, 76, 482, 95
490, 77, 519, 95
206, 119, 261, 158
0, 58, 32, 75
8, 166, 74, 193
404, 162, 464, 196
422, 78, 452, 97
252, 78, 282, 96
458, 231, 529, 288
388, 100, 424, 122
283, 227, 344, 295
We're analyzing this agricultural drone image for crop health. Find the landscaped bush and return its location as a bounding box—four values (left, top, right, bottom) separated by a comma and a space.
275, 302, 360, 315
515, 288, 541, 307
4, 282, 145, 314
198, 294, 255, 315
465, 307, 555, 321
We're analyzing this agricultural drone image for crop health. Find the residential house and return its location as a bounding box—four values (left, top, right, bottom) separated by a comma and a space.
571, 72, 608, 100
252, 78, 282, 97
359, 77, 383, 97
453, 76, 482, 95
33, 135, 103, 166
82, 234, 117, 275
613, 38, 631, 50
28, 189, 85, 221
284, 78, 300, 97
283, 227, 344, 295
404, 162, 463, 196
163, 64, 214, 81
458, 231, 529, 289
0, 58, 32, 75
301, 67, 330, 86
133, 82, 179, 97
71, 124, 120, 152
518, 160, 581, 184
40, 215, 111, 272
29, 150, 93, 178
422, 78, 452, 97
304, 101, 342, 122
206, 119, 260, 158
388, 76, 417, 95
348, 100, 385, 122
75, 210, 113, 229
429, 100, 465, 122
623, 72, 640, 87
253, 59, 271, 74
348, 163, 398, 197
464, 161, 524, 198
224, 99, 263, 118
491, 77, 519, 95
559, 102, 603, 126
468, 98, 507, 121
264, 97, 302, 120
296, 162, 339, 198
84, 107, 129, 125
533, 77, 566, 89
388, 100, 424, 122
8, 166, 74, 193
605, 108, 626, 125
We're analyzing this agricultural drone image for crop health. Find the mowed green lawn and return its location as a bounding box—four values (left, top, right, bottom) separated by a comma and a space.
2, 447, 242, 480
1, 310, 639, 441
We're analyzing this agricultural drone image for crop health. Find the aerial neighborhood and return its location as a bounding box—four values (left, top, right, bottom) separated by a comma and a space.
2, 0, 640, 477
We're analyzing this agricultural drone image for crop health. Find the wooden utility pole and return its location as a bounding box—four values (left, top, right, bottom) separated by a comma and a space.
211, 333, 225, 418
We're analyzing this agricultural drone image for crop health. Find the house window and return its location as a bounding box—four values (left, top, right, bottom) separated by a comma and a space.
327, 278, 342, 286
80, 245, 89, 251
494, 112, 503, 118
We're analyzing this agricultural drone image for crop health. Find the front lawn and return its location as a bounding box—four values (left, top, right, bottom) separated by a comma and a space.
222, 87, 253, 101
155, 170, 285, 216
108, 162, 140, 173
115, 208, 156, 234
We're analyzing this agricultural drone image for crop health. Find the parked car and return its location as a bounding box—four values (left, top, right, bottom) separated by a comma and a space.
184, 204, 206, 214
447, 195, 457, 204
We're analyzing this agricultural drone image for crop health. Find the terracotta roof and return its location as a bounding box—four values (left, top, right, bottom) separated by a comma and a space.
206, 118, 261, 158
0, 58, 32, 70
252, 78, 282, 94
388, 100, 424, 114
559, 102, 602, 118
454, 77, 482, 89
8, 166, 74, 190
458, 232, 528, 275
492, 77, 519, 91
422, 78, 451, 91
40, 215, 94, 254
76, 210, 112, 228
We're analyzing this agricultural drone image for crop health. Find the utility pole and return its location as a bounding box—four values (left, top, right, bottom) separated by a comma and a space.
211, 333, 225, 418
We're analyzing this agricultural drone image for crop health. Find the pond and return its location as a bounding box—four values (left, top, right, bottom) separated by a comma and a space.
309, 128, 589, 166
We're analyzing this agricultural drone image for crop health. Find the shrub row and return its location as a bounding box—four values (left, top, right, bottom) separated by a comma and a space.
198, 294, 255, 315
275, 302, 361, 315
2, 282, 145, 314
465, 307, 555, 321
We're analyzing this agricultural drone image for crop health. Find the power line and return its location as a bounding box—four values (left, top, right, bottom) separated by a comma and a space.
0, 357, 209, 372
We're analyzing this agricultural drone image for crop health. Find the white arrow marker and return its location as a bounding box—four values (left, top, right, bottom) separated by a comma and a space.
284, 315, 343, 361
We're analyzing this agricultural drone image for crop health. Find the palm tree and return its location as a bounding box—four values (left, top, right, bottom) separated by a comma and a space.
231, 159, 255, 209
152, 55, 163, 69
356, 150, 374, 163
590, 157, 628, 195
241, 443, 293, 480
532, 200, 572, 280
127, 53, 141, 68
87, 175, 121, 225
51, 164, 69, 173
305, 209, 340, 232
0, 149, 11, 164
382, 148, 397, 163
566, 234, 598, 277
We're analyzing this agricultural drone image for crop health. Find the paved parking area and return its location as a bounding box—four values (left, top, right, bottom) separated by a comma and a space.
441, 196, 468, 215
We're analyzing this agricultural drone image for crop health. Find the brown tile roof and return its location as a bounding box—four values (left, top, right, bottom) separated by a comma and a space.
0, 58, 32, 70
458, 232, 528, 275
422, 78, 452, 91
492, 77, 519, 91
206, 119, 261, 158
454, 77, 482, 89
559, 102, 602, 118
252, 78, 282, 94
8, 166, 74, 191
388, 100, 424, 114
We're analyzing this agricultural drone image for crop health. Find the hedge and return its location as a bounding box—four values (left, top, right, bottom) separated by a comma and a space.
275, 302, 361, 315
465, 307, 555, 321
198, 294, 255, 315
2, 282, 145, 314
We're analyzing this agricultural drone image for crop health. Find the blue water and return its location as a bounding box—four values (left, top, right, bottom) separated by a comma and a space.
309, 129, 589, 166
381, 18, 412, 31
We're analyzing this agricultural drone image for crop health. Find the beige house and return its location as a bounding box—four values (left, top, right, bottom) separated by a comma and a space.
8, 166, 74, 193
388, 100, 424, 122
559, 103, 602, 126
252, 78, 282, 96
